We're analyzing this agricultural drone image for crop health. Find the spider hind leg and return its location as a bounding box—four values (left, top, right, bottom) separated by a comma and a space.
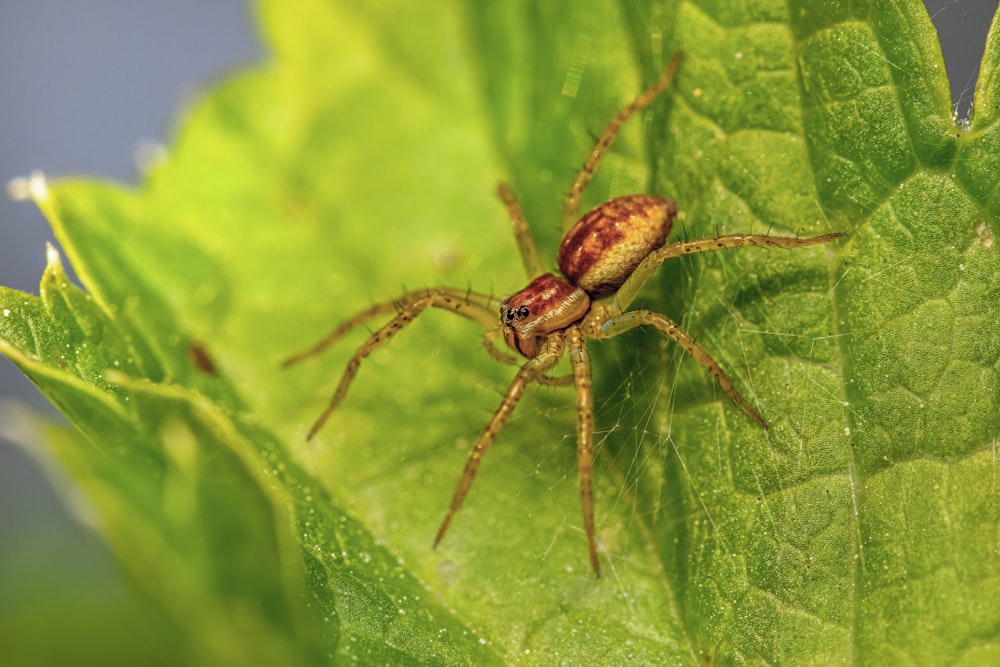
562, 51, 683, 231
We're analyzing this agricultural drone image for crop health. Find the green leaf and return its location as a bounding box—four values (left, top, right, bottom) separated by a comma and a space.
2, 0, 998, 664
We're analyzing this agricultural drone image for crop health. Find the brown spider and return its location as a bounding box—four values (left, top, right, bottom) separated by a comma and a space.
285, 52, 844, 577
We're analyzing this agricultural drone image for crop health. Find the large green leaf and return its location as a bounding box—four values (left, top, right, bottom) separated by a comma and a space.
2, 0, 998, 663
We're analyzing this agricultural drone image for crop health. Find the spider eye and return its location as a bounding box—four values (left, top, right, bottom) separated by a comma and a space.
516, 306, 530, 319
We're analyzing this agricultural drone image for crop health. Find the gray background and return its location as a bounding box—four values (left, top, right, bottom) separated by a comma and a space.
0, 0, 996, 642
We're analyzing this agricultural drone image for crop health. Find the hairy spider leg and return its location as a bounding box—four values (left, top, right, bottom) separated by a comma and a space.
585, 307, 768, 427
297, 289, 500, 440
608, 231, 848, 317
562, 51, 684, 232
283, 287, 499, 368
497, 183, 544, 280
566, 326, 600, 576
434, 334, 566, 550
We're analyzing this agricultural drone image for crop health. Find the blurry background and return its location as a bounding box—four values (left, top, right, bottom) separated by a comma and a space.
0, 0, 995, 661
0, 2, 260, 662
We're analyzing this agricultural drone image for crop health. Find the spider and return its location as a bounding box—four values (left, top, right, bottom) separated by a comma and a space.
285, 52, 844, 577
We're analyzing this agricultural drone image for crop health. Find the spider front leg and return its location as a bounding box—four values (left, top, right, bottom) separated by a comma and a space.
566, 326, 600, 577
288, 288, 501, 440
433, 333, 566, 550
584, 305, 768, 428
284, 286, 500, 367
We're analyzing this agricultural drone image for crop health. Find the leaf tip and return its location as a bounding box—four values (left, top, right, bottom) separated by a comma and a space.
44, 242, 62, 268
6, 170, 50, 204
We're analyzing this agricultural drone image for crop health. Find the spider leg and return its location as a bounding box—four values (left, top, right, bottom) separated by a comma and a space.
609, 231, 847, 316
301, 290, 501, 440
562, 51, 683, 231
497, 183, 544, 280
585, 308, 768, 428
283, 287, 500, 367
566, 326, 600, 577
433, 334, 566, 549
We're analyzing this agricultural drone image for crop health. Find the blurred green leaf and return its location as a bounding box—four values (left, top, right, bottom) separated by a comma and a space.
1, 0, 998, 664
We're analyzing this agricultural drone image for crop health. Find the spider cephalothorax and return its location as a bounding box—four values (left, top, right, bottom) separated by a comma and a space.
286, 52, 844, 576
500, 195, 677, 359
499, 273, 588, 358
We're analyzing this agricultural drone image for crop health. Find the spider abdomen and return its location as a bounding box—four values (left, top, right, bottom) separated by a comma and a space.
558, 195, 677, 298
